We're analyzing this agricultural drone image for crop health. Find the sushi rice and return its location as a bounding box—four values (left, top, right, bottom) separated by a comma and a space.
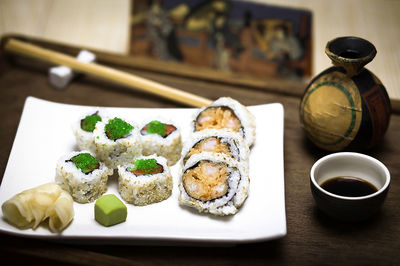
190, 97, 256, 147
118, 155, 172, 206
71, 109, 108, 154
180, 128, 250, 168
55, 150, 113, 203
93, 117, 142, 169
178, 152, 249, 216
140, 117, 182, 166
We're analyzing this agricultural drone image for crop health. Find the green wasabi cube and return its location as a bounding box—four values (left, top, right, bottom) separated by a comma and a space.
94, 194, 127, 227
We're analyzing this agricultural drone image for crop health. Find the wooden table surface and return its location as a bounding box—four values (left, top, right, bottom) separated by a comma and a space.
0, 43, 399, 265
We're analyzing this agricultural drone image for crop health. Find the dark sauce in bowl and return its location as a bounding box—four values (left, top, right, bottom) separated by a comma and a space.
321, 176, 378, 197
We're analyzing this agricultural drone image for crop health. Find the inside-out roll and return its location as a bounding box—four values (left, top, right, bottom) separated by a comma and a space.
93, 117, 142, 169
55, 151, 113, 203
72, 109, 107, 154
181, 128, 249, 167
139, 118, 182, 166
178, 152, 249, 216
118, 155, 172, 206
191, 97, 256, 147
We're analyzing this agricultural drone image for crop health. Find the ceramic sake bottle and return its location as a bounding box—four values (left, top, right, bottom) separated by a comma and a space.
300, 36, 391, 151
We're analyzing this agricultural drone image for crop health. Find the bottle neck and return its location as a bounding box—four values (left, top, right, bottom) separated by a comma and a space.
325, 37, 376, 77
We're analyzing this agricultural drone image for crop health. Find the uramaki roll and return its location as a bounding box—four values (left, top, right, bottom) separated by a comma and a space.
181, 128, 249, 168
190, 97, 256, 147
178, 152, 249, 216
55, 151, 113, 203
93, 117, 142, 169
140, 118, 182, 166
118, 155, 172, 206
72, 110, 107, 154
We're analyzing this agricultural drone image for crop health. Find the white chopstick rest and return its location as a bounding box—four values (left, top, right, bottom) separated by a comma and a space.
76, 50, 96, 63
49, 66, 74, 90
48, 50, 96, 89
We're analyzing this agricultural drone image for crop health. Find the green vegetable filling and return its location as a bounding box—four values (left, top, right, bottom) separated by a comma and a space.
146, 120, 167, 137
81, 113, 102, 132
105, 117, 133, 140
128, 159, 158, 174
70, 153, 100, 174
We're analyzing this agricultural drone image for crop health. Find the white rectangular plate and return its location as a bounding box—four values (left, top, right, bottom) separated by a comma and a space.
0, 96, 286, 245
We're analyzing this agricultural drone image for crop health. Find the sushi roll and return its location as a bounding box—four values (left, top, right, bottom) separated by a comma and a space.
178, 152, 249, 216
191, 97, 256, 147
55, 151, 113, 203
140, 118, 182, 166
181, 129, 249, 167
93, 117, 142, 169
118, 155, 172, 206
72, 110, 106, 154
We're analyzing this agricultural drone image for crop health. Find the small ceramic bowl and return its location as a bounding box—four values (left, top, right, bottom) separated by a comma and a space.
310, 152, 390, 222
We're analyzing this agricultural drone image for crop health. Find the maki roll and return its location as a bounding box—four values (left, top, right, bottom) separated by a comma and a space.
181, 129, 249, 167
55, 151, 113, 203
191, 97, 256, 147
94, 117, 142, 169
118, 155, 172, 206
140, 118, 182, 166
72, 110, 106, 154
178, 152, 249, 216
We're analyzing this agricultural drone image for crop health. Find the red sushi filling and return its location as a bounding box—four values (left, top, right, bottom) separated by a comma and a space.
130, 164, 163, 176
127, 158, 164, 176
140, 120, 176, 138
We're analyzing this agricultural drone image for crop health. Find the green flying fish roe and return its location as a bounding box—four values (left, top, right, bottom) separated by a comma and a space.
70, 153, 100, 174
105, 117, 134, 140
129, 159, 158, 174
81, 113, 102, 132
147, 120, 167, 137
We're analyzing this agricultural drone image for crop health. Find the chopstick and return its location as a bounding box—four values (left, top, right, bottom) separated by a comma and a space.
4, 38, 213, 108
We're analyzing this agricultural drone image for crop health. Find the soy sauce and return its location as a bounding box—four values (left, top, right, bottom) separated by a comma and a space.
321, 176, 378, 197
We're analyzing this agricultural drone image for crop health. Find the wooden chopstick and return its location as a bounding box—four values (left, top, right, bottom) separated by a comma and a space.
4, 38, 213, 108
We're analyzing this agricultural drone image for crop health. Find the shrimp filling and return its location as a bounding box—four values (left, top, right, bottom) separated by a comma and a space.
182, 161, 229, 201
195, 107, 242, 132
183, 138, 232, 165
